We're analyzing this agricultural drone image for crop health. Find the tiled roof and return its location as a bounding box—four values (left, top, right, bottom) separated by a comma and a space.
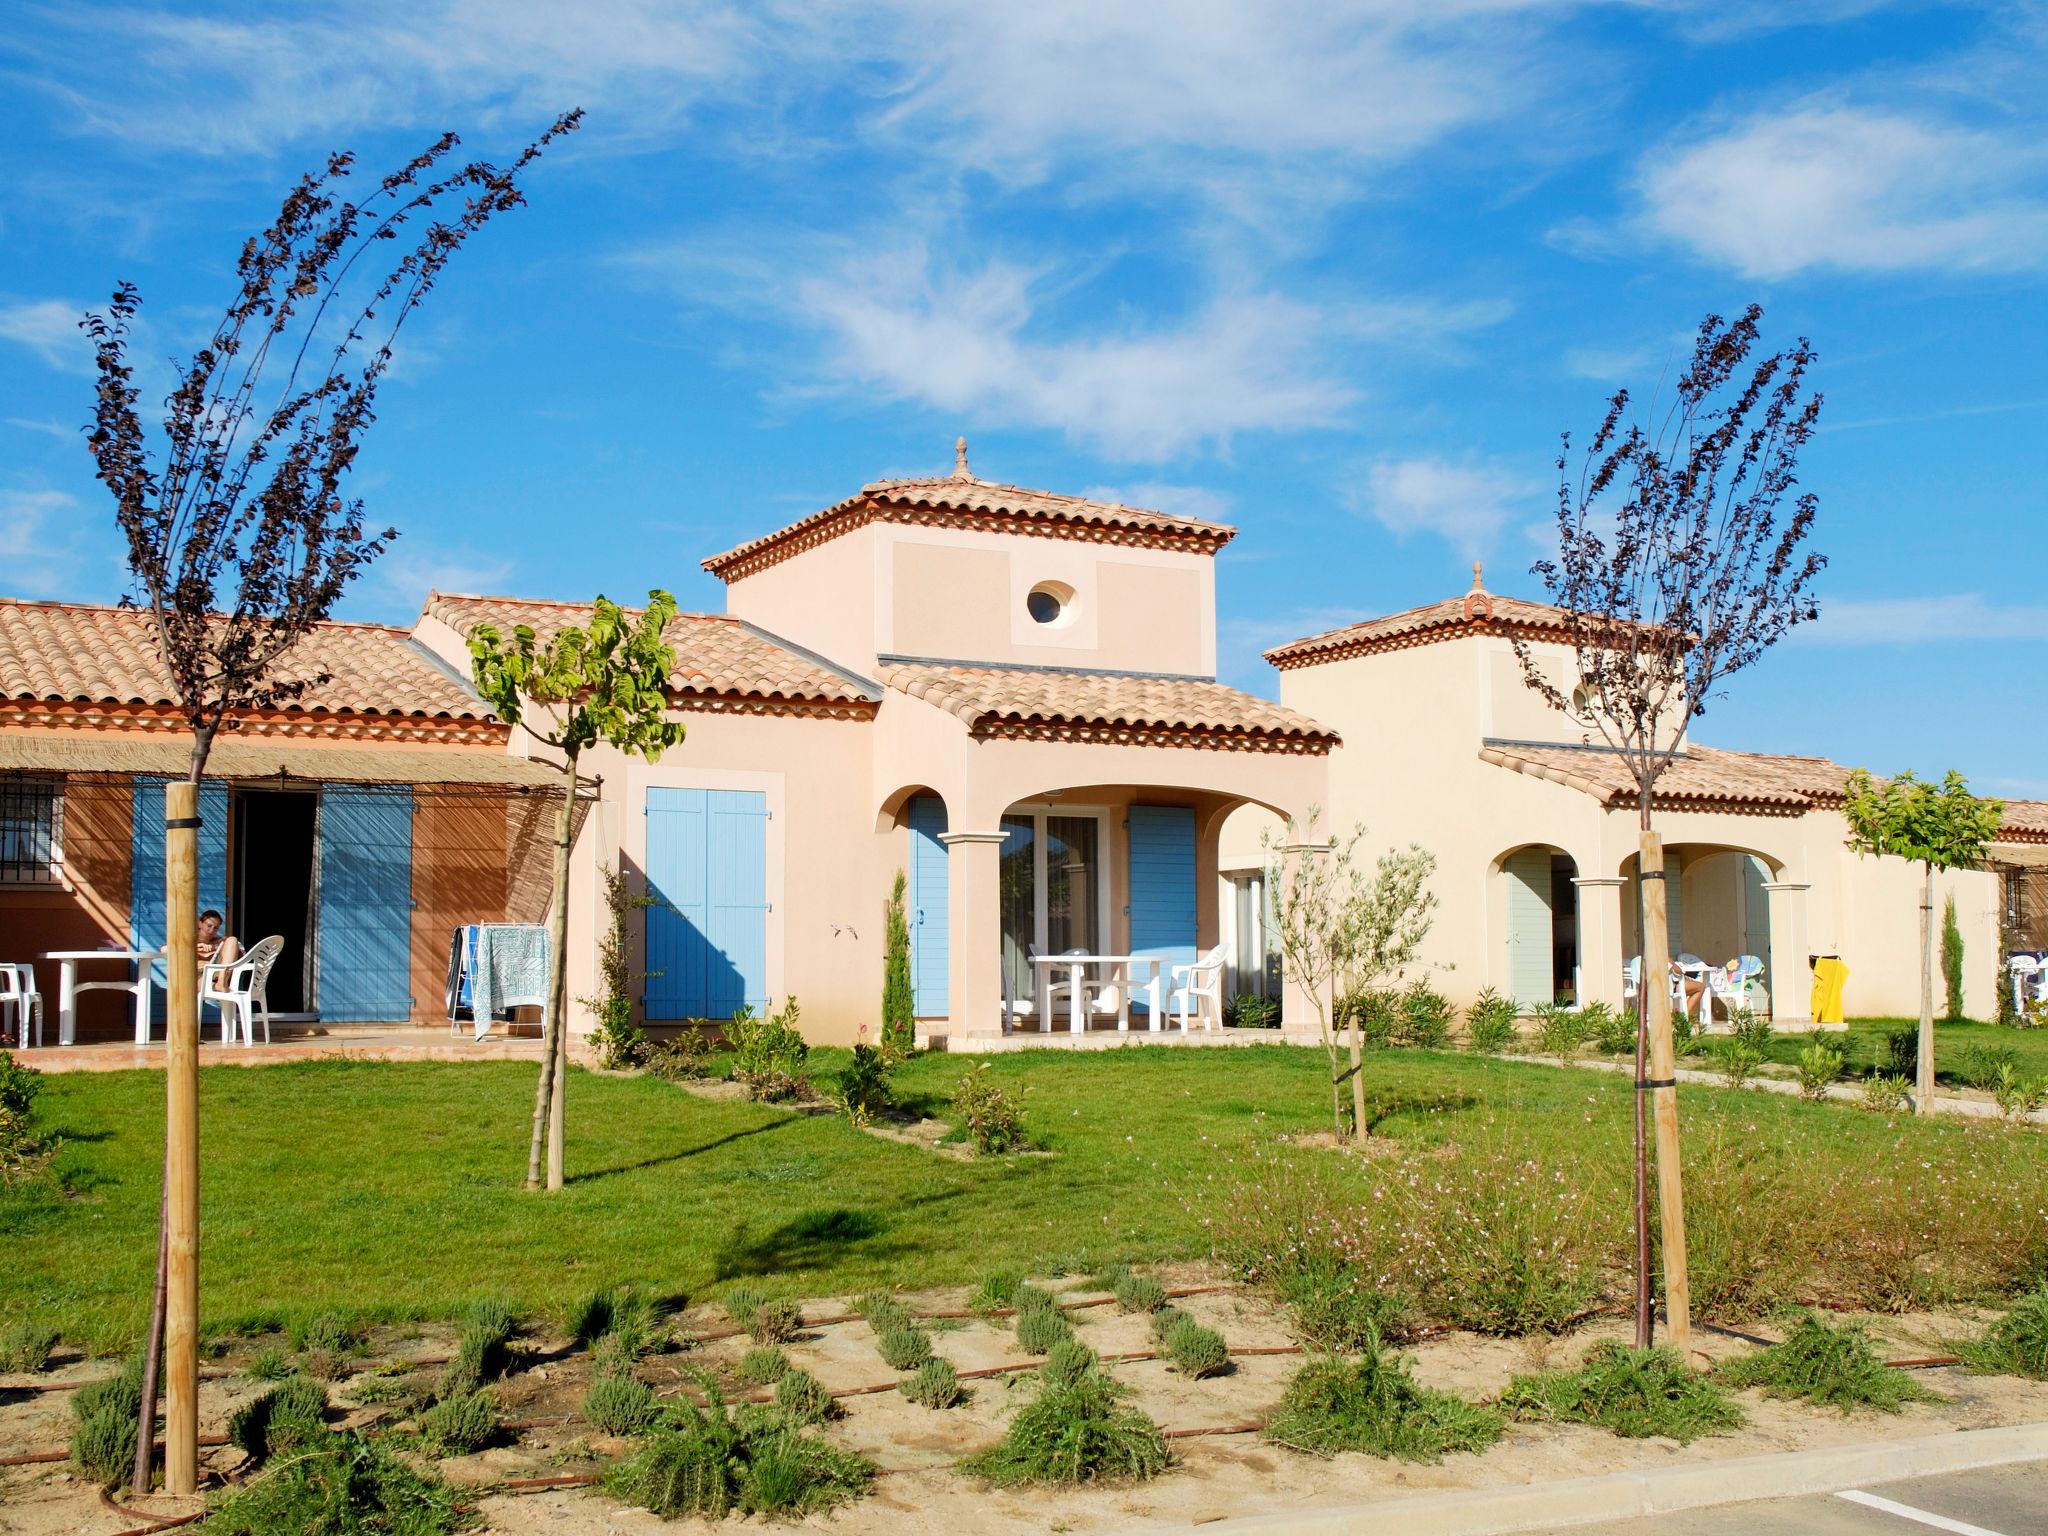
879, 660, 1337, 754
424, 593, 879, 716
1478, 740, 1855, 815
703, 448, 1235, 581
1267, 570, 1593, 669
1996, 798, 2048, 844
0, 598, 490, 721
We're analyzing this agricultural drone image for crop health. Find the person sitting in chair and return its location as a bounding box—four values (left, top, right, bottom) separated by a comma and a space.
1670, 960, 1706, 1019
197, 910, 242, 974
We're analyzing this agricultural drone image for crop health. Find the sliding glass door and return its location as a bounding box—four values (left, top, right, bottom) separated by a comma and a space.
997, 807, 1107, 1006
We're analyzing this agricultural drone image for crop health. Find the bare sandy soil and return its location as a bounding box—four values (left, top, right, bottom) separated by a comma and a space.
5, 1266, 2045, 1536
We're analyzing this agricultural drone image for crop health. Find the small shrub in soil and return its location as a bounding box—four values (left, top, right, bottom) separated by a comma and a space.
1228, 993, 1281, 1029
204, 1427, 466, 1536
969, 1269, 1022, 1314
1864, 1072, 1911, 1113
567, 1284, 656, 1348
722, 1284, 766, 1329
902, 1356, 962, 1409
605, 1378, 872, 1520
585, 1372, 663, 1435
1797, 1041, 1845, 1102
418, 1389, 499, 1455
246, 1343, 293, 1381
1013, 1282, 1060, 1317
291, 1312, 362, 1356
1717, 1313, 1940, 1413
1113, 1273, 1167, 1315
952, 1062, 1030, 1153
1992, 1063, 2048, 1120
70, 1403, 137, 1484
1532, 1003, 1592, 1060
1398, 981, 1457, 1049
1, 1321, 58, 1373
1148, 1306, 1190, 1344
229, 1374, 329, 1459
1957, 1283, 2048, 1379
1464, 988, 1516, 1053
738, 1346, 791, 1385
1016, 1305, 1073, 1356
1500, 1343, 1744, 1443
644, 1029, 711, 1081
1162, 1316, 1229, 1378
749, 1297, 804, 1345
1091, 1260, 1133, 1292
877, 1324, 932, 1371
1266, 1351, 1503, 1461
1882, 1027, 1919, 1080
71, 1354, 143, 1425
439, 1302, 516, 1398
963, 1355, 1169, 1487
1281, 1270, 1414, 1350
776, 1367, 835, 1424
1957, 1043, 2020, 1091
1718, 1037, 1765, 1087
854, 1292, 912, 1333
1041, 1339, 1099, 1388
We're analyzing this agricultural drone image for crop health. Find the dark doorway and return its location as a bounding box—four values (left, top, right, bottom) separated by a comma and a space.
1549, 854, 1580, 1004
233, 790, 318, 1015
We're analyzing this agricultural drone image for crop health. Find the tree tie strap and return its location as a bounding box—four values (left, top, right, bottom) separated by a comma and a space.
1639, 870, 1666, 881
1332, 1064, 1360, 1087
1638, 1076, 1678, 1090
166, 817, 204, 830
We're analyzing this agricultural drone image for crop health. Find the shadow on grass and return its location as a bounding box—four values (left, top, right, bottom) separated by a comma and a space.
566, 1116, 795, 1187
711, 1190, 968, 1279
1362, 1089, 1480, 1134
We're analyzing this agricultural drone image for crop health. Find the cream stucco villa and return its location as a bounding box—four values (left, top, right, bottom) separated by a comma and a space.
1220, 566, 2046, 1027
5, 445, 2041, 1050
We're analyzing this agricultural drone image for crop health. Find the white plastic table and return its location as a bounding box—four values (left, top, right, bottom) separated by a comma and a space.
1030, 954, 1165, 1034
43, 948, 160, 1045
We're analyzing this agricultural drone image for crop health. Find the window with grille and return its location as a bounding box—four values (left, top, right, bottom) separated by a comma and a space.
0, 778, 62, 883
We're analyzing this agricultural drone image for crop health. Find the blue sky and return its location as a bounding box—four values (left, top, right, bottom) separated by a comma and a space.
2, 2, 2043, 795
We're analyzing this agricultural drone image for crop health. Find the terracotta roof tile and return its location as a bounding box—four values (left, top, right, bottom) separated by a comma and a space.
703, 459, 1234, 580
424, 593, 878, 714
1994, 798, 2048, 844
0, 598, 489, 720
1267, 577, 1584, 669
879, 660, 1336, 754
1478, 741, 1856, 814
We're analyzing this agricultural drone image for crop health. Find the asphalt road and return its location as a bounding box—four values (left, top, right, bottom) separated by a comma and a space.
1536, 1461, 2048, 1535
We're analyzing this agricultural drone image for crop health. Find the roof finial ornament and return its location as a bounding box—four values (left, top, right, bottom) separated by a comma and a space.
1471, 560, 1485, 591
953, 436, 970, 479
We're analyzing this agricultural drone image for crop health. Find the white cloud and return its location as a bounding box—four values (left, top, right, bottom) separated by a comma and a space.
0, 489, 88, 594
1217, 604, 1373, 684
1798, 593, 2048, 645
358, 540, 516, 622
0, 300, 92, 375
784, 246, 1359, 459
1636, 104, 2048, 278
1351, 455, 1539, 558
3, 417, 78, 441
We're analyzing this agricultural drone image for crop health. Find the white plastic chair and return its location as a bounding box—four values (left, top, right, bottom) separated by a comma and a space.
1169, 944, 1228, 1031
201, 935, 284, 1045
1040, 947, 1092, 1030
1705, 954, 1765, 1021
2011, 954, 2046, 1014
0, 964, 43, 1049
1621, 956, 1689, 1016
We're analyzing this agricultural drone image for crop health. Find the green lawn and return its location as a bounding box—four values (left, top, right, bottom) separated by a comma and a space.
1756, 1018, 2048, 1081
8, 1043, 2044, 1351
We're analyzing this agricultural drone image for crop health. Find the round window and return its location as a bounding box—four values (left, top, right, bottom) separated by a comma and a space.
1026, 581, 1074, 626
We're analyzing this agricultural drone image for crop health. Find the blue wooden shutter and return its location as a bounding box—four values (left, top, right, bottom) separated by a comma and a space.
130, 777, 228, 1027
644, 787, 769, 1019
1503, 848, 1554, 1007
907, 796, 948, 1016
1127, 805, 1196, 987
315, 786, 415, 1022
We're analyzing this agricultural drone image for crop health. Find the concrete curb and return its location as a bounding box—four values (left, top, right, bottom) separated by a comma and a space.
1157, 1421, 2048, 1535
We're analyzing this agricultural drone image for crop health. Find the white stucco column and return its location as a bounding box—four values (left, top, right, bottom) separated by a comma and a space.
941, 830, 1007, 1035
1573, 876, 1627, 1011
1763, 881, 1812, 1026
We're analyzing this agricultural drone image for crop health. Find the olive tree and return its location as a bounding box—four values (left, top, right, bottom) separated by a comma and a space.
469, 592, 688, 1190
1842, 769, 2003, 1110
1265, 814, 1436, 1143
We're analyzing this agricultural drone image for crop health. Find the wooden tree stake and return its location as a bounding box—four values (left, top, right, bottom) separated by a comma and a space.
1638, 830, 1691, 1353
162, 781, 200, 1494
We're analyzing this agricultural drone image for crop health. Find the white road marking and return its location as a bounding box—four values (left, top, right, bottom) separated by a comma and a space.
1836, 1489, 2010, 1536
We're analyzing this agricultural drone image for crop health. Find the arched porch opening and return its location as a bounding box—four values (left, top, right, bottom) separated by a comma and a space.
1619, 842, 1787, 1020
1494, 843, 1582, 1009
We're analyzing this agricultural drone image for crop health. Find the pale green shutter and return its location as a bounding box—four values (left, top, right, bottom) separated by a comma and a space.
1742, 857, 1771, 973
1665, 849, 1685, 958
1504, 849, 1555, 1007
